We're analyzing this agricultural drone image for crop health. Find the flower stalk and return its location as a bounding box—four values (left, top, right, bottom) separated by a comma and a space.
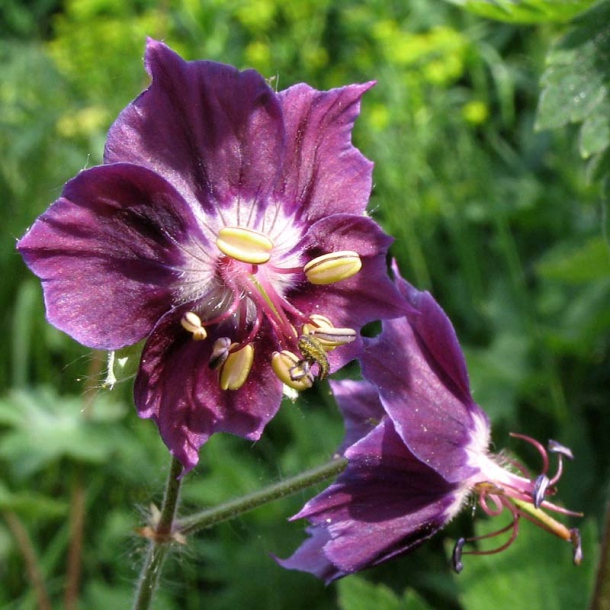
132, 455, 347, 610
132, 456, 183, 610
178, 457, 348, 536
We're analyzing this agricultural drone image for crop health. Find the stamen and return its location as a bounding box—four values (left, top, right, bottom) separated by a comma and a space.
571, 528, 583, 565
548, 439, 574, 460
304, 251, 362, 285
533, 474, 550, 509
216, 226, 274, 265
547, 440, 573, 486
510, 432, 549, 475
181, 311, 208, 340
452, 516, 521, 573
219, 344, 254, 391
452, 538, 466, 573
271, 351, 314, 391
309, 326, 356, 349
209, 337, 232, 370
298, 335, 330, 379
301, 314, 357, 350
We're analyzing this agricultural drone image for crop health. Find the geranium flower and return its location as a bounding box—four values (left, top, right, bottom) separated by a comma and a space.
16, 39, 406, 471
280, 264, 582, 582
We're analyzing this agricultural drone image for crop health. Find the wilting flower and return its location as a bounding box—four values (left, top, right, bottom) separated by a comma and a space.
16, 39, 406, 471
280, 264, 582, 582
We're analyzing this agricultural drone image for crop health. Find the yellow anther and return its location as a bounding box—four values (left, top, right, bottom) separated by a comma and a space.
302, 315, 356, 351
309, 314, 334, 328
181, 311, 207, 340
219, 344, 254, 390
271, 351, 314, 391
310, 326, 356, 350
216, 226, 274, 264
303, 251, 362, 285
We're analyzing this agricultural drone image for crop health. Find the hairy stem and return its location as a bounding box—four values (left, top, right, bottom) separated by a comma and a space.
131, 455, 346, 609
132, 456, 184, 610
178, 457, 347, 536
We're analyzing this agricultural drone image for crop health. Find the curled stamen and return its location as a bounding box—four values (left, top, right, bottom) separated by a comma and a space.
304, 251, 362, 285
452, 515, 521, 573
533, 474, 550, 509
209, 337, 232, 370
510, 432, 549, 476
546, 441, 574, 487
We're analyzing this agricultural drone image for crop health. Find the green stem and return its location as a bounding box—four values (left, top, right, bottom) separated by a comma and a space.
178, 457, 347, 536
132, 456, 183, 610
131, 455, 347, 609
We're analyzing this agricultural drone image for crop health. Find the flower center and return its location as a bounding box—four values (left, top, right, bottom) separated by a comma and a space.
180, 225, 360, 391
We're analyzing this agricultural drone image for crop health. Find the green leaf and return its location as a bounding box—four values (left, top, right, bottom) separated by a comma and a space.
338, 575, 435, 610
0, 481, 67, 518
0, 387, 127, 477
537, 2, 610, 159
456, 517, 598, 610
536, 236, 610, 283
446, 0, 596, 24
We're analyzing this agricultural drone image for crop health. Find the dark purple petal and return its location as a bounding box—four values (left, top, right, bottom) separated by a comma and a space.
360, 267, 489, 483
105, 39, 284, 215
276, 82, 374, 221
134, 310, 283, 471
276, 527, 345, 582
282, 420, 462, 582
17, 164, 199, 350
329, 379, 384, 454
392, 260, 472, 402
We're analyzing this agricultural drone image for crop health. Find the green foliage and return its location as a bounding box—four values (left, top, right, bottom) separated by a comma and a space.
1, 0, 608, 608
537, 1, 610, 172
456, 518, 599, 609
338, 576, 434, 610
0, 387, 127, 477
445, 0, 596, 23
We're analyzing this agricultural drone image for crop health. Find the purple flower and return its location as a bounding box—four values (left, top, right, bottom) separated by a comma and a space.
16, 39, 406, 471
280, 263, 582, 582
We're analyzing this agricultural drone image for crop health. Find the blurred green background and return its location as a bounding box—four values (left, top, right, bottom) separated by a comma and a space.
1, 0, 608, 608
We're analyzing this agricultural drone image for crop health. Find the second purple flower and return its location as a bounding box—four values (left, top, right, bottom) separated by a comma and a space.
17, 39, 405, 471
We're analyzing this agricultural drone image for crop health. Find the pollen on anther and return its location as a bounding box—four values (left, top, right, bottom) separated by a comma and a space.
216, 226, 274, 265
220, 344, 254, 390
181, 311, 207, 340
304, 251, 362, 285
271, 351, 313, 391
